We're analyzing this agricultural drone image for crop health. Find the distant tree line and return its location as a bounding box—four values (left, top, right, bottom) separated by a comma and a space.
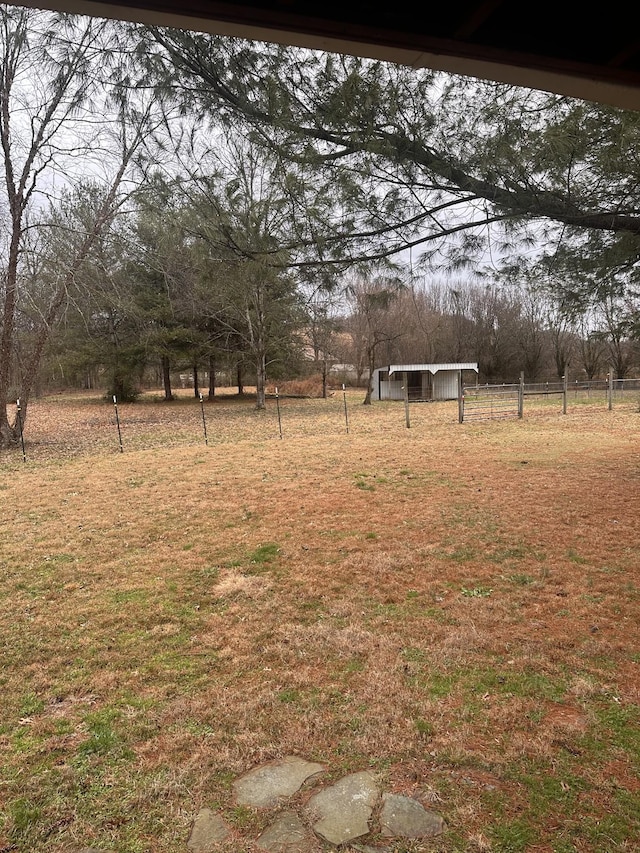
335, 278, 637, 395
36, 271, 638, 404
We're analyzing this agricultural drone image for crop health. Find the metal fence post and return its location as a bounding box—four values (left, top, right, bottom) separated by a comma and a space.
16, 398, 26, 462
342, 384, 349, 434
199, 394, 208, 445
113, 395, 124, 453
275, 387, 283, 439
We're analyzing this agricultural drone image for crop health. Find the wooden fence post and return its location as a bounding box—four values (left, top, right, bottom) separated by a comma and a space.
518, 372, 524, 419
609, 368, 614, 411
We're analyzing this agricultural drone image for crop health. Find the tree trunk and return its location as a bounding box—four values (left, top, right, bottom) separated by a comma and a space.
193, 363, 199, 397
363, 345, 375, 405
208, 353, 216, 399
322, 357, 328, 399
0, 221, 23, 447
256, 351, 267, 410
237, 364, 244, 396
162, 356, 174, 401
0, 412, 18, 447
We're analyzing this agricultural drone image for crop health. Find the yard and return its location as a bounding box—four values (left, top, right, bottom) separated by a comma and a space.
0, 390, 639, 852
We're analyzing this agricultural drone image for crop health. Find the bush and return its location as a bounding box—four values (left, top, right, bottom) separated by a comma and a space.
106, 368, 140, 403
267, 375, 331, 398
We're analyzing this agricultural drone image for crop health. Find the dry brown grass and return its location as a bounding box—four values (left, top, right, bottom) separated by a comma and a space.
0, 390, 639, 852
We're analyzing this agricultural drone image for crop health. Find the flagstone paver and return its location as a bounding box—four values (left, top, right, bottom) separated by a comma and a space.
234, 755, 325, 808
306, 771, 379, 846
186, 808, 231, 852
379, 792, 446, 838
256, 810, 318, 852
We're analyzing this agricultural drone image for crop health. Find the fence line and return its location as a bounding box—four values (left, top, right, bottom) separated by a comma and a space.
460, 374, 640, 422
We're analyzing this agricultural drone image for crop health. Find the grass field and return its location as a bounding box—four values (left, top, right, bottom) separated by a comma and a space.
1, 390, 639, 852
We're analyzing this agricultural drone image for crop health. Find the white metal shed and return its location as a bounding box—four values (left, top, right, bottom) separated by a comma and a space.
371, 363, 479, 401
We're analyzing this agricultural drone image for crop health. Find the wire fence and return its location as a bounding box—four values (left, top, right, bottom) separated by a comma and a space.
569, 378, 640, 398
3, 377, 639, 463
461, 377, 640, 422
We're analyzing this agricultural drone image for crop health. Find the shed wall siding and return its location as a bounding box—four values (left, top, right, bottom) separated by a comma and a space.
422, 373, 431, 398
380, 379, 403, 400
433, 371, 459, 400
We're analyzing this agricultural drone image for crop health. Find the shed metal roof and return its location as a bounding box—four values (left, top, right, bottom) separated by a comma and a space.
386, 363, 479, 375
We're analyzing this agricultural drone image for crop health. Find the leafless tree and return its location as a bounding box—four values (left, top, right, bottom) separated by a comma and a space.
0, 9, 160, 445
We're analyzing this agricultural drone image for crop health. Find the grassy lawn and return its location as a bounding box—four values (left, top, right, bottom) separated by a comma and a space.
0, 390, 639, 852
